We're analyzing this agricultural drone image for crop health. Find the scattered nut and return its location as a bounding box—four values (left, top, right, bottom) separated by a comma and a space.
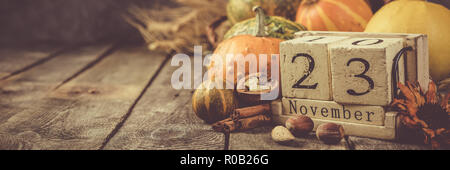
316, 123, 345, 145
271, 126, 295, 144
285, 115, 314, 137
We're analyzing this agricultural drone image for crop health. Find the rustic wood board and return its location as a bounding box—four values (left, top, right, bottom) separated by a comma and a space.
103, 60, 225, 150
0, 45, 113, 149
228, 125, 430, 150
0, 45, 64, 80
349, 136, 429, 150
229, 126, 348, 150
0, 45, 113, 125
0, 45, 167, 150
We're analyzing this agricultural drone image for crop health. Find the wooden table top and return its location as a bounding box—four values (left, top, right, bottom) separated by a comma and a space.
0, 44, 429, 150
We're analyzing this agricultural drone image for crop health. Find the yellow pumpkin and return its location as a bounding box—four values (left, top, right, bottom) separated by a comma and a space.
365, 0, 450, 81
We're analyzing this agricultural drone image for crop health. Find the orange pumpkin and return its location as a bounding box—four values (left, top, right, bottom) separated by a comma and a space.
295, 0, 373, 31
208, 7, 283, 84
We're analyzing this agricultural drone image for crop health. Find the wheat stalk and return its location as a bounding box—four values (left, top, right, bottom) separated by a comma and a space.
124, 0, 227, 54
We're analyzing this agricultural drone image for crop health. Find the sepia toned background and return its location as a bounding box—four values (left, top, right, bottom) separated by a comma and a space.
0, 0, 447, 150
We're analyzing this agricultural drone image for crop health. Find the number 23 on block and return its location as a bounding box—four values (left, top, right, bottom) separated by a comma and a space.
280, 36, 405, 106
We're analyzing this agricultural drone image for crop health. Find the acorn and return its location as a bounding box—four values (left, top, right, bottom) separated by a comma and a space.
271, 126, 295, 144
285, 115, 314, 137
316, 123, 345, 145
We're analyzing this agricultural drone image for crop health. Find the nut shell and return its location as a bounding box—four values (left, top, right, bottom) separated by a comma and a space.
285, 115, 314, 137
271, 126, 295, 143
316, 123, 345, 145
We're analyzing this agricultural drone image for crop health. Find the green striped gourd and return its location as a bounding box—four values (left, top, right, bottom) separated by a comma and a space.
192, 80, 238, 124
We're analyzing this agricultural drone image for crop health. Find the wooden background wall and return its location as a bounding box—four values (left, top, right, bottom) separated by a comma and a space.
0, 0, 175, 45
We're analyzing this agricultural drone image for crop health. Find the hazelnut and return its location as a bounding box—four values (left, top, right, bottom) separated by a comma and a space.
271, 126, 295, 144
285, 115, 314, 137
316, 123, 345, 145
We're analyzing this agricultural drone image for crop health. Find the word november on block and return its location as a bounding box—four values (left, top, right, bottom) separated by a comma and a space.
282, 98, 384, 126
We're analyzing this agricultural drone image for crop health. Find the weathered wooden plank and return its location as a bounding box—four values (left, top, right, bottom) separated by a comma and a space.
228, 125, 430, 150
0, 45, 64, 80
350, 136, 429, 150
0, 45, 112, 124
103, 60, 225, 150
0, 133, 34, 150
0, 45, 166, 150
229, 126, 348, 150
0, 45, 113, 150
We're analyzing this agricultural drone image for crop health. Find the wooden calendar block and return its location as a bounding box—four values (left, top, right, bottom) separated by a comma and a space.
296, 31, 429, 91
330, 38, 404, 106
280, 36, 349, 100
271, 100, 398, 140
281, 98, 385, 126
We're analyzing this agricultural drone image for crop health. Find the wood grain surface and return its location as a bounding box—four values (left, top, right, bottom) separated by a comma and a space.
0, 45, 167, 149
103, 60, 225, 150
0, 45, 64, 80
229, 125, 430, 150
349, 135, 429, 150
229, 126, 348, 150
0, 45, 114, 150
0, 45, 112, 124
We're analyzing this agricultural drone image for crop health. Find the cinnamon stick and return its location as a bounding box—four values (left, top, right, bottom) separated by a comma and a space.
212, 103, 272, 133
215, 103, 271, 125
238, 114, 272, 130
212, 114, 271, 132
231, 103, 271, 120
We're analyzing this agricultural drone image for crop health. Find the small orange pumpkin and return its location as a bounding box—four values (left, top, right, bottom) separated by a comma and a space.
208, 6, 283, 85
295, 0, 373, 31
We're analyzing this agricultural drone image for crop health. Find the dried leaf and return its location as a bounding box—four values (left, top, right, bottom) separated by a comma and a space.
392, 81, 450, 149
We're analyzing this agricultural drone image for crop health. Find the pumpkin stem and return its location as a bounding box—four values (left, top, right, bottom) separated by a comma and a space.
252, 6, 265, 37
